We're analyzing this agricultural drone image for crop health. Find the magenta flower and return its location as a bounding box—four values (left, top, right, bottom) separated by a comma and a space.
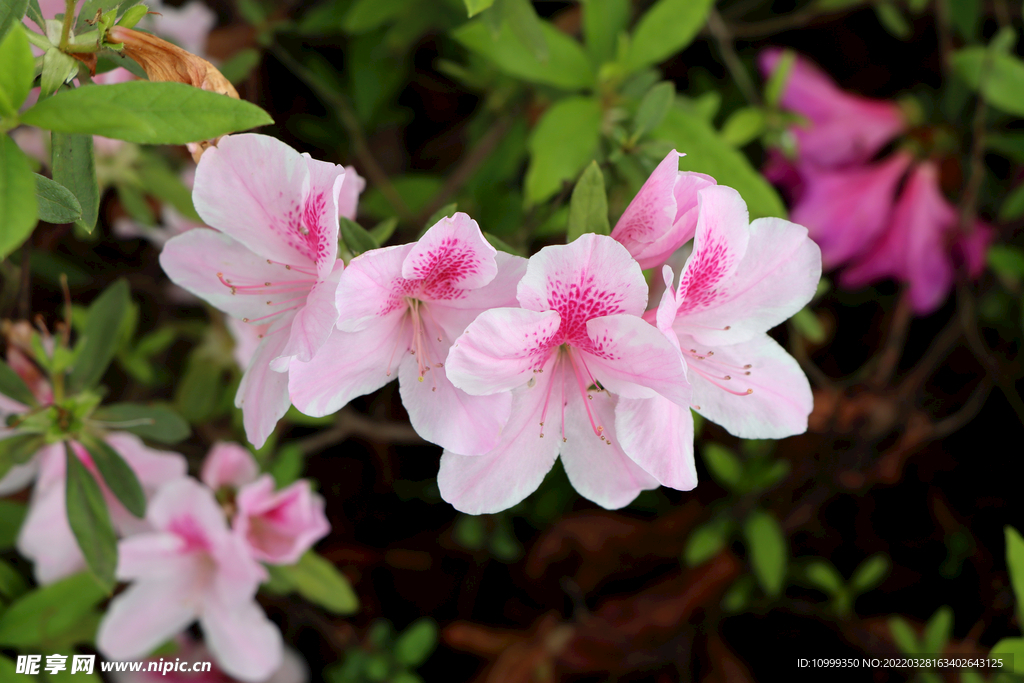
160, 134, 360, 447
759, 48, 907, 167
97, 478, 282, 682
288, 213, 527, 455
841, 161, 993, 315
610, 149, 716, 270
790, 151, 913, 269
234, 476, 330, 565
439, 234, 693, 513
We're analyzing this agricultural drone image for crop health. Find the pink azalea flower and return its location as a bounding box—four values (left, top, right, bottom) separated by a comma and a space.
233, 476, 330, 565
16, 433, 188, 585
288, 213, 527, 455
97, 478, 282, 683
201, 442, 259, 491
439, 233, 693, 513
109, 637, 308, 683
790, 151, 913, 269
634, 186, 820, 484
160, 134, 359, 447
759, 48, 907, 167
841, 161, 992, 315
610, 149, 716, 270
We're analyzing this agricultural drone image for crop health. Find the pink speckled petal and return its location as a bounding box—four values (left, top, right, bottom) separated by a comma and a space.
401, 213, 497, 294
272, 259, 344, 370
611, 150, 682, 267
335, 244, 413, 332
302, 155, 345, 278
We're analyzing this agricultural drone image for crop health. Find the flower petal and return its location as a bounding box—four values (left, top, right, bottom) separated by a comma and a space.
96, 578, 199, 661
271, 259, 344, 371
427, 251, 528, 338
301, 155, 345, 278
16, 482, 85, 584
684, 333, 812, 438
335, 244, 413, 332
235, 326, 293, 448
616, 395, 697, 490
402, 212, 498, 293
338, 166, 366, 220
446, 308, 560, 396
201, 441, 260, 490
560, 391, 659, 509
516, 233, 648, 317
202, 600, 283, 683
116, 532, 194, 580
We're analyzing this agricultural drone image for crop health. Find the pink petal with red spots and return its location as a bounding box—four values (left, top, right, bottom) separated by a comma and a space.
401, 212, 498, 294
271, 259, 344, 371
302, 154, 346, 278
335, 244, 414, 332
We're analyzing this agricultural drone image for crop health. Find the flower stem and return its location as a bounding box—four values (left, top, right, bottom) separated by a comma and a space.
59, 0, 78, 51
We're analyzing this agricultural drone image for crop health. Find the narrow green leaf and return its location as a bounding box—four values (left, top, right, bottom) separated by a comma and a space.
51, 132, 99, 232
452, 18, 594, 91
948, 0, 979, 40
652, 106, 786, 219
483, 231, 522, 256
791, 307, 826, 343
267, 551, 360, 615
34, 173, 82, 224
39, 46, 76, 98
1005, 526, 1024, 619
91, 402, 191, 444
987, 133, 1024, 164
339, 217, 378, 256
990, 638, 1024, 673
218, 47, 261, 85
849, 553, 890, 593
0, 558, 28, 599
989, 245, 1024, 288
0, 434, 43, 482
0, 135, 37, 260
116, 3, 148, 28
888, 616, 920, 655
136, 154, 201, 223
269, 444, 304, 488
567, 161, 609, 242
502, 0, 547, 62
394, 618, 437, 667
74, 0, 143, 31
804, 560, 844, 594
0, 358, 37, 405
764, 49, 796, 107
743, 510, 787, 596
525, 96, 602, 205
80, 436, 146, 518
999, 183, 1024, 221
343, 0, 416, 33
463, 0, 495, 17
65, 444, 118, 586
0, 0, 29, 43
634, 81, 675, 137
720, 106, 766, 148
69, 279, 131, 392
683, 518, 731, 567
25, 0, 43, 29
701, 443, 742, 488
369, 217, 398, 246
625, 0, 714, 72
952, 48, 1024, 118
0, 499, 27, 551
922, 606, 953, 655
581, 0, 629, 65
873, 1, 912, 39
0, 571, 108, 646
0, 21, 33, 116
22, 81, 274, 144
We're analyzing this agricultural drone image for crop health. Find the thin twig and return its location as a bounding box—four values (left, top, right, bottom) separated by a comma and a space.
270, 44, 412, 222
957, 285, 1024, 425
725, 4, 856, 39
930, 377, 994, 439
896, 315, 963, 400
706, 8, 761, 106
296, 407, 423, 455
869, 292, 913, 389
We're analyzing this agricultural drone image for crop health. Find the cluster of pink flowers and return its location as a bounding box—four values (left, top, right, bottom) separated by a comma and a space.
161, 135, 821, 513
760, 49, 992, 315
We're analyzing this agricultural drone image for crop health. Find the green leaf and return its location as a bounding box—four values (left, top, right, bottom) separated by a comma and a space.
452, 18, 594, 91
0, 571, 108, 646
421, 203, 458, 236
873, 1, 912, 39
0, 21, 33, 116
51, 132, 99, 233
701, 443, 742, 488
269, 444, 304, 488
525, 96, 602, 205
395, 618, 437, 666
74, 0, 143, 31
0, 0, 29, 44
0, 357, 37, 405
0, 133, 38, 260
91, 402, 191, 444
369, 217, 398, 246
988, 133, 1024, 164
218, 47, 261, 85
34, 174, 82, 224
804, 559, 843, 594
24, 0, 43, 29
267, 552, 359, 615
720, 106, 766, 148
625, 0, 714, 72
136, 154, 202, 223
339, 217, 378, 256
39, 46, 76, 98
990, 638, 1024, 673
948, 0, 979, 40
1005, 526, 1024, 619
849, 553, 890, 593
999, 183, 1024, 221
0, 499, 27, 551
0, 434, 43, 481
65, 444, 117, 586
888, 616, 920, 655
116, 3, 148, 28
502, 0, 547, 62
463, 0, 495, 17
0, 558, 28, 600
22, 81, 274, 144
483, 231, 522, 256
743, 510, 787, 596
79, 435, 146, 518
683, 518, 731, 566
566, 161, 609, 242
69, 279, 131, 392
652, 106, 786, 219
764, 48, 795, 107
791, 307, 826, 343
952, 48, 1024, 118
990, 246, 1024, 289
634, 81, 675, 138
581, 0, 629, 65
343, 0, 416, 33
922, 606, 953, 655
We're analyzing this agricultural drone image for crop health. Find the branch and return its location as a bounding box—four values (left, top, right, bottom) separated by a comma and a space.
296, 407, 423, 455
706, 8, 761, 106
